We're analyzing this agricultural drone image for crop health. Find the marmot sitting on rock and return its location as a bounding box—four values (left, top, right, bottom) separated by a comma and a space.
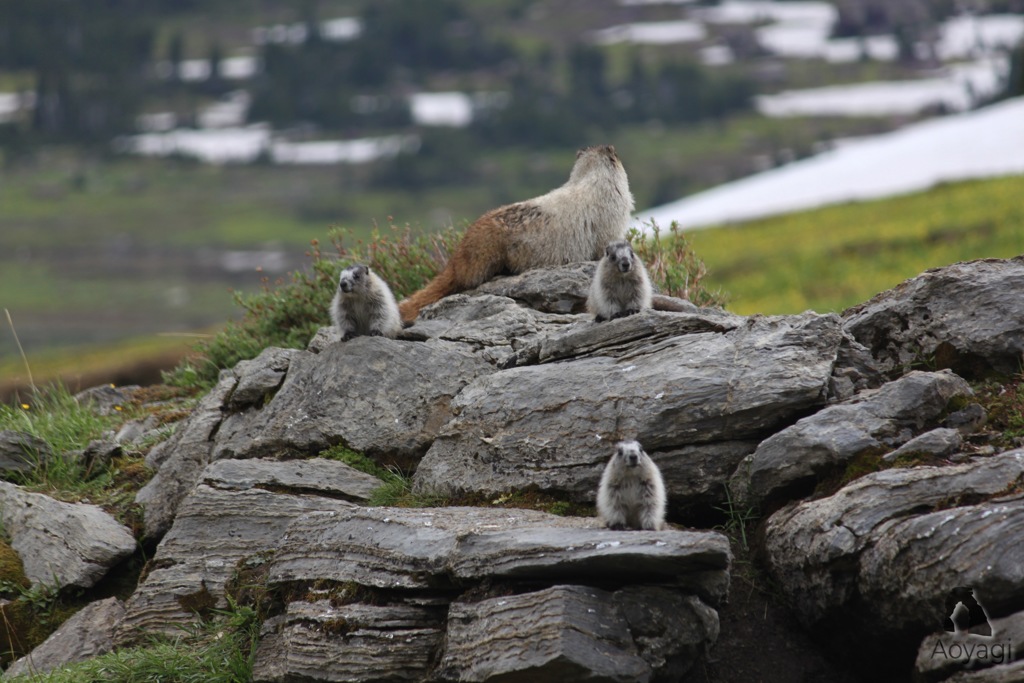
330, 264, 402, 341
398, 145, 634, 323
597, 440, 667, 531
588, 240, 653, 322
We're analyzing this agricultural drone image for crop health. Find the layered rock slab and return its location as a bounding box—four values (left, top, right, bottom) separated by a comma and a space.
843, 257, 1024, 377
414, 312, 844, 505
253, 506, 729, 683
736, 369, 974, 508
212, 336, 492, 464
118, 458, 377, 641
763, 450, 1024, 663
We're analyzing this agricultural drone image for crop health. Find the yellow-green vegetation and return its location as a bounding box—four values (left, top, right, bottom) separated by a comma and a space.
687, 175, 1024, 315
2, 604, 259, 683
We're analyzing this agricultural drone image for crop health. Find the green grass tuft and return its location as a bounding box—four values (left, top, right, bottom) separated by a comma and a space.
3, 603, 259, 683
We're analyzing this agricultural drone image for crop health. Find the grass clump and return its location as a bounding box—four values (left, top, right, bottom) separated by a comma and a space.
630, 220, 729, 309
3, 603, 260, 683
0, 384, 128, 498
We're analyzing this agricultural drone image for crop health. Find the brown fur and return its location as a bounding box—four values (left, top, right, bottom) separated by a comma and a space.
398, 145, 634, 323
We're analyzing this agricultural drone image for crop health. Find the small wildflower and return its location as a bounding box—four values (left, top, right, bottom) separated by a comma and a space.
20, 403, 30, 410
114, 405, 123, 412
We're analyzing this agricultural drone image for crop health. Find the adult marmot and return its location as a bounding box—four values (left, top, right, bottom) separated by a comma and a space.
398, 145, 634, 323
597, 440, 667, 531
330, 264, 402, 340
588, 240, 652, 322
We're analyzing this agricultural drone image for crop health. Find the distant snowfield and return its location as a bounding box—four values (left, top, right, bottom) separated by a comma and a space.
757, 58, 1008, 117
635, 96, 1024, 231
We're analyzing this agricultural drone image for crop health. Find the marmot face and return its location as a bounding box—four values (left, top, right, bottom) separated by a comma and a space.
338, 264, 369, 294
605, 240, 636, 274
616, 440, 645, 468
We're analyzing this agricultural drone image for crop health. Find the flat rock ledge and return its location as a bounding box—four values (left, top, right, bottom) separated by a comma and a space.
253, 506, 730, 683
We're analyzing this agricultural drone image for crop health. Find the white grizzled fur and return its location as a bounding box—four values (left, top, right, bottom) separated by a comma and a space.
330, 264, 401, 340
506, 145, 634, 270
587, 240, 653, 322
597, 440, 666, 531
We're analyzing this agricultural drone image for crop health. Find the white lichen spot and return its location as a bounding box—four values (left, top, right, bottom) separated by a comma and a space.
424, 520, 433, 527
655, 541, 667, 547
595, 434, 603, 441
498, 600, 508, 606
595, 541, 622, 550
621, 365, 637, 373
383, 517, 391, 523
654, 392, 664, 399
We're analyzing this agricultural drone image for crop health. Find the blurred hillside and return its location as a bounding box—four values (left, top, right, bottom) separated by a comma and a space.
1, 0, 1022, 385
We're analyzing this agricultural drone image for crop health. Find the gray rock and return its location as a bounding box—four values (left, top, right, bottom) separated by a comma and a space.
471, 262, 596, 314
612, 586, 721, 682
252, 601, 443, 683
0, 430, 51, 474
436, 585, 653, 683
843, 257, 1024, 378
405, 294, 580, 367
118, 459, 363, 641
741, 370, 973, 507
944, 402, 988, 434
306, 325, 342, 353
81, 439, 123, 471
882, 427, 963, 462
73, 384, 137, 416
200, 457, 383, 501
226, 347, 299, 410
0, 482, 136, 589
211, 337, 492, 467
135, 371, 237, 539
532, 309, 742, 364
2, 597, 125, 679
414, 312, 843, 505
763, 450, 1024, 648
266, 506, 731, 606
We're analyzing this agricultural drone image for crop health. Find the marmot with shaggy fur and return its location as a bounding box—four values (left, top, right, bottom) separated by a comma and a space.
588, 240, 653, 322
330, 264, 402, 341
398, 145, 634, 323
597, 440, 666, 531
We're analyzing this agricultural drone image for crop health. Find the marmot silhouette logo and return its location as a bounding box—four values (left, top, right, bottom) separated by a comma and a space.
943, 586, 992, 637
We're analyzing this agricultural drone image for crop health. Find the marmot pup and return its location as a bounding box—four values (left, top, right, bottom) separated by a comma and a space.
330, 264, 402, 341
398, 145, 634, 323
597, 440, 666, 531
588, 240, 653, 322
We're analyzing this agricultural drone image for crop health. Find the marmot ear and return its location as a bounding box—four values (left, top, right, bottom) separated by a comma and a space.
576, 148, 585, 159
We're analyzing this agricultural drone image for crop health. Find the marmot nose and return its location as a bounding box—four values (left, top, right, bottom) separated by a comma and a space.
617, 260, 632, 273
340, 283, 352, 292
627, 455, 639, 466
